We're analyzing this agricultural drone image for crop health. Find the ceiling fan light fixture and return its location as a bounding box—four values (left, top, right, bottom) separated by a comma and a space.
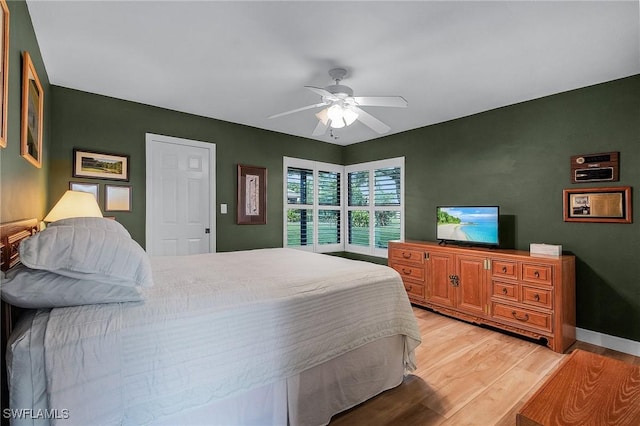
343, 108, 358, 126
271, 68, 404, 136
315, 108, 329, 125
326, 104, 358, 129
326, 104, 343, 122
329, 118, 345, 129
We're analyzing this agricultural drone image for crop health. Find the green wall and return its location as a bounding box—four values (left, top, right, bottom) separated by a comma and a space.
3, 0, 638, 344
49, 87, 342, 250
0, 0, 51, 223
344, 75, 640, 342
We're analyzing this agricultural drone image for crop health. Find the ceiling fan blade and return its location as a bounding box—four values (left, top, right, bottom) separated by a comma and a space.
352, 96, 408, 108
268, 102, 327, 119
312, 119, 329, 136
305, 86, 335, 99
350, 106, 391, 134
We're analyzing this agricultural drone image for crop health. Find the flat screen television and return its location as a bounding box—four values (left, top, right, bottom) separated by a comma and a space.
436, 206, 499, 246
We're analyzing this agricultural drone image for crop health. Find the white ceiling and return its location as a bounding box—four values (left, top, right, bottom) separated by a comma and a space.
27, 0, 640, 146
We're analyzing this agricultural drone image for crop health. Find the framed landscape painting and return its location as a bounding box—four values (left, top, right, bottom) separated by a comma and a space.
73, 149, 130, 181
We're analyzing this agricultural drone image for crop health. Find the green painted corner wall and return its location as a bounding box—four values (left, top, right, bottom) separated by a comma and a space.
0, 0, 51, 223
49, 86, 342, 251
344, 74, 640, 342
4, 0, 639, 345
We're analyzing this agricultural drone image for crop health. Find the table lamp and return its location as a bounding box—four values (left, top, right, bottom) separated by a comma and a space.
43, 190, 103, 222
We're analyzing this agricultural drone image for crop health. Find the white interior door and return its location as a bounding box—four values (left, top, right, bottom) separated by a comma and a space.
146, 133, 216, 255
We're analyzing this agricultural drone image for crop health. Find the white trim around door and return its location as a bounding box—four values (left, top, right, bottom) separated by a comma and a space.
145, 133, 216, 255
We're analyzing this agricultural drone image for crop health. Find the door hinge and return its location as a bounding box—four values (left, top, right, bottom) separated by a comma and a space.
484, 259, 490, 270
425, 252, 429, 260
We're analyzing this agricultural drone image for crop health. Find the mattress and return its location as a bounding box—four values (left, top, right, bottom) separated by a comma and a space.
7, 248, 421, 425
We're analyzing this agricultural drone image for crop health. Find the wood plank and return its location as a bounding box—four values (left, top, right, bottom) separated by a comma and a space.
420, 332, 539, 418
329, 308, 640, 426
443, 346, 562, 425
517, 349, 640, 425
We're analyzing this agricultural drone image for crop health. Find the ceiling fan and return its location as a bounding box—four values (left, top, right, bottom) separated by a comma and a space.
269, 68, 408, 136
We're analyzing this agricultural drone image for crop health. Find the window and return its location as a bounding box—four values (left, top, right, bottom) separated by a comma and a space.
284, 158, 342, 253
284, 156, 403, 258
346, 158, 404, 257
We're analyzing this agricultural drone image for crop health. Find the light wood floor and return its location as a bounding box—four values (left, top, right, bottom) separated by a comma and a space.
330, 306, 640, 426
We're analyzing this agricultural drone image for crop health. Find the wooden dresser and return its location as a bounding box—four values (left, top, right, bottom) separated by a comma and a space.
388, 240, 576, 353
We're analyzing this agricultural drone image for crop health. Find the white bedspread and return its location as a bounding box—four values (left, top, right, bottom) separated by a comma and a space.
41, 248, 421, 425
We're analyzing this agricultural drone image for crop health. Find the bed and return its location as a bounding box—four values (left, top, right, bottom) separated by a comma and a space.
0, 218, 421, 426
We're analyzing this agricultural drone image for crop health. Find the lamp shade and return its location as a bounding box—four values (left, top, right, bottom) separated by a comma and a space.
44, 190, 103, 222
325, 104, 359, 129
315, 108, 329, 125
343, 108, 358, 126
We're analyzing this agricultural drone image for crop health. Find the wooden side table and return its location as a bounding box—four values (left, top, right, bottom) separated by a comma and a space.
517, 349, 640, 425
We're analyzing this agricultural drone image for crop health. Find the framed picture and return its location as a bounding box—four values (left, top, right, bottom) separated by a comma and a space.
0, 0, 9, 148
237, 164, 267, 224
69, 182, 99, 201
105, 185, 131, 212
73, 148, 130, 181
21, 51, 43, 168
563, 186, 632, 223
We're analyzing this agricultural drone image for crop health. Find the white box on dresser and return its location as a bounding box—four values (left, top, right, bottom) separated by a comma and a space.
530, 243, 562, 257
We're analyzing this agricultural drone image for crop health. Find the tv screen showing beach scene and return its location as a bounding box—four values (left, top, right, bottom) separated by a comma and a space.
436, 206, 499, 245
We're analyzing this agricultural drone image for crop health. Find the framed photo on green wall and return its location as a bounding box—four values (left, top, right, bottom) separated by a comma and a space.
0, 0, 9, 149
237, 164, 266, 224
21, 51, 43, 168
563, 186, 632, 223
105, 185, 131, 212
69, 181, 99, 201
73, 148, 130, 181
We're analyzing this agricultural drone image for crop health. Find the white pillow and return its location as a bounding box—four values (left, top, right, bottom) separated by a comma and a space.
20, 225, 153, 288
48, 216, 131, 238
1, 265, 145, 308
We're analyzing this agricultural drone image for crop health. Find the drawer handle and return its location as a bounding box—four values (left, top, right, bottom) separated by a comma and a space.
534, 271, 540, 278
512, 311, 530, 322
502, 287, 508, 295
402, 268, 412, 275
405, 285, 413, 292
502, 266, 507, 273
402, 252, 411, 259
533, 294, 540, 302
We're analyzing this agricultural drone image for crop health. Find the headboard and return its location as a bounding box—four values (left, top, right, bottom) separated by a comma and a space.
1, 218, 39, 423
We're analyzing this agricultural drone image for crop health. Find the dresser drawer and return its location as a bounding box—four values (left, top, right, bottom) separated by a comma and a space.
521, 263, 553, 286
403, 281, 425, 300
390, 262, 425, 282
492, 260, 518, 279
492, 303, 552, 333
492, 280, 518, 302
522, 286, 553, 309
390, 247, 424, 264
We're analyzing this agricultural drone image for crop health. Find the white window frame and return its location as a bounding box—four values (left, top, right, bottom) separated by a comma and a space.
283, 156, 404, 258
345, 157, 405, 258
283, 157, 344, 253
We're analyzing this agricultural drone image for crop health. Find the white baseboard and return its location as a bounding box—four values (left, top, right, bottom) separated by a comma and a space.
576, 328, 640, 357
